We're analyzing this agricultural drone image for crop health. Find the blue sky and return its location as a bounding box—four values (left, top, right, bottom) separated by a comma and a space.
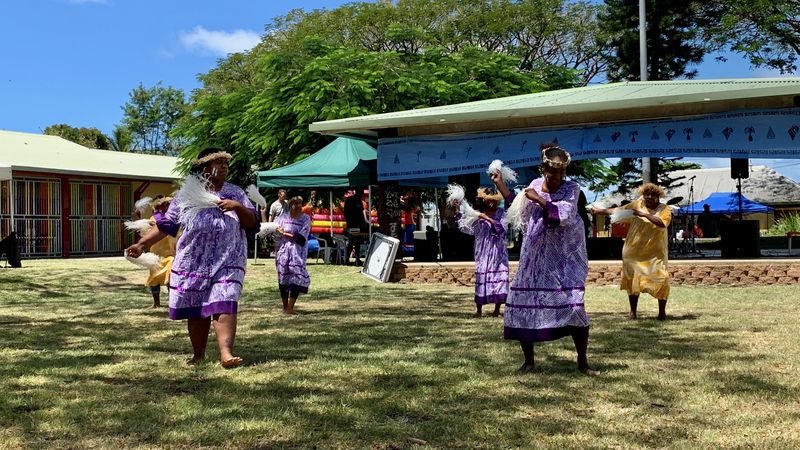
1, 0, 798, 181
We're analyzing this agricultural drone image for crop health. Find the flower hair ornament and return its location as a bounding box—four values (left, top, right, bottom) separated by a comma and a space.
477, 187, 503, 202
541, 146, 571, 168
190, 151, 232, 167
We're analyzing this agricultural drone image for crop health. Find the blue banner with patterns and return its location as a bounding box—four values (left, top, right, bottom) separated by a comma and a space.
377, 108, 800, 181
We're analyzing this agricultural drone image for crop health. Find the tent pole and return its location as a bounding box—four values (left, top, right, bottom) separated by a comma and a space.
329, 191, 334, 236
368, 185, 372, 241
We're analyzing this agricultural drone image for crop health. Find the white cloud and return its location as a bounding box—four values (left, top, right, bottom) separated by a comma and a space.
179, 26, 261, 56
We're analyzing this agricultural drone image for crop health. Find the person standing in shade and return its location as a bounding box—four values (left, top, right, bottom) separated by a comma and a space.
126, 147, 259, 368
266, 189, 287, 222
590, 183, 672, 320
697, 203, 718, 238
496, 144, 598, 375
274, 196, 312, 314
344, 190, 369, 266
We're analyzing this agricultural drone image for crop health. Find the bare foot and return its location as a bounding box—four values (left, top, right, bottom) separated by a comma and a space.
473, 313, 482, 318
627, 312, 637, 320
657, 314, 667, 321
491, 311, 501, 317
221, 356, 243, 368
284, 309, 296, 315
516, 363, 535, 374
579, 364, 601, 376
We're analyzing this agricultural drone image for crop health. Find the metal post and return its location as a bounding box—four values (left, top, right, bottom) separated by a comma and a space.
9, 177, 14, 232
252, 235, 264, 266
368, 185, 373, 240
329, 191, 334, 236
639, 0, 648, 83
737, 178, 743, 221
639, 0, 655, 184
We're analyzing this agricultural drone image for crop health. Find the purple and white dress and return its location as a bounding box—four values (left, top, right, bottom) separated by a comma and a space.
274, 212, 311, 294
156, 182, 258, 320
504, 178, 590, 342
459, 206, 509, 305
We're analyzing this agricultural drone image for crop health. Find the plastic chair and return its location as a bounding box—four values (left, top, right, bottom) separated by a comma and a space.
314, 238, 333, 264
332, 235, 348, 265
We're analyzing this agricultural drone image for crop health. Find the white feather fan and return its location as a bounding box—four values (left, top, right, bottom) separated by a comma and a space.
124, 219, 154, 234
246, 184, 267, 209
124, 251, 162, 269
134, 197, 153, 212
505, 191, 529, 231
176, 174, 220, 230
256, 222, 280, 238
446, 183, 465, 205
487, 159, 518, 184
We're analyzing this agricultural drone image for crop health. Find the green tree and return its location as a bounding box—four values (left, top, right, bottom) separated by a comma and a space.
701, 0, 800, 73
120, 82, 188, 155
606, 157, 701, 195
43, 124, 112, 149
266, 0, 608, 85
175, 1, 612, 185
599, 0, 709, 81
110, 125, 132, 152
599, 0, 708, 193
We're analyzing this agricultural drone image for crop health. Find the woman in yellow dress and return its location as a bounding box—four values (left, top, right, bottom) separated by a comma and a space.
146, 196, 177, 308
591, 183, 672, 320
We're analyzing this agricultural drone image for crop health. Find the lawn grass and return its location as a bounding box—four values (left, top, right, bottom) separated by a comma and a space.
1, 258, 799, 449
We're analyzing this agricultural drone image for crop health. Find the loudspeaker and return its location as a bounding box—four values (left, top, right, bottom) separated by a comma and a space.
586, 237, 624, 260
731, 158, 749, 179
719, 220, 760, 258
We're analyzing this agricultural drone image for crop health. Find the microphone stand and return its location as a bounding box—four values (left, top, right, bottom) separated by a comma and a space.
688, 177, 703, 257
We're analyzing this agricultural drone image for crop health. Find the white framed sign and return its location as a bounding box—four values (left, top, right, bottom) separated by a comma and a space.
361, 232, 400, 283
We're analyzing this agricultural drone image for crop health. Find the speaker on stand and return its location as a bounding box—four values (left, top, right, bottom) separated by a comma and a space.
730, 158, 749, 221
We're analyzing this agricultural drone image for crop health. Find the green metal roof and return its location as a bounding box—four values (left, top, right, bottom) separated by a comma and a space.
257, 137, 376, 188
309, 78, 800, 139
0, 130, 180, 181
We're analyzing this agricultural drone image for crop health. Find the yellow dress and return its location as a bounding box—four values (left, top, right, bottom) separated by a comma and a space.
619, 199, 672, 300
145, 216, 177, 288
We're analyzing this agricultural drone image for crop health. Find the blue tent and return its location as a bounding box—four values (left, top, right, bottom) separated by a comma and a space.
678, 192, 773, 215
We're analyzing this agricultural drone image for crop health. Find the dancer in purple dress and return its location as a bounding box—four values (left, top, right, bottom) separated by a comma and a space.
126, 147, 259, 368
274, 196, 311, 315
457, 187, 509, 318
494, 144, 598, 375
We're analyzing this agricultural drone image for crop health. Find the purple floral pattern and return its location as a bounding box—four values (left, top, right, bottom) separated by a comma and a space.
156, 182, 258, 320
460, 207, 508, 305
274, 213, 311, 293
504, 178, 590, 342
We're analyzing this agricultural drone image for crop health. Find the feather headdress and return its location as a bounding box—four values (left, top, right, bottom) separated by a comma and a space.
134, 197, 153, 212
176, 174, 220, 230
246, 184, 267, 209
487, 159, 518, 184
124, 251, 162, 269
256, 222, 280, 238
124, 219, 154, 234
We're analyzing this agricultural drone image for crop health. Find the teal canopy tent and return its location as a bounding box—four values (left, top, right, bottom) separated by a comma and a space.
257, 138, 378, 243
257, 137, 376, 188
